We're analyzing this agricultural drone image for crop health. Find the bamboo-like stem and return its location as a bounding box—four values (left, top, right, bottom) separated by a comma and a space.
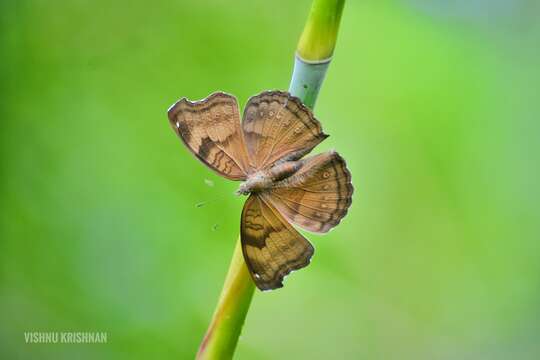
291, 0, 345, 108
196, 1, 345, 358
196, 238, 254, 359
297, 0, 345, 61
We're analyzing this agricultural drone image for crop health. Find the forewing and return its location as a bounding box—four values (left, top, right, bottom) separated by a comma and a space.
265, 151, 353, 233
241, 194, 314, 290
242, 91, 328, 170
168, 92, 250, 180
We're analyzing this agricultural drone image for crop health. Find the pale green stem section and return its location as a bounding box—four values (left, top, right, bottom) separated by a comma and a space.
196, 1, 345, 359
289, 56, 330, 110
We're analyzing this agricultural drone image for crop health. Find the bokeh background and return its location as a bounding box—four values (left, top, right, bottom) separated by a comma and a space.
1, 0, 539, 359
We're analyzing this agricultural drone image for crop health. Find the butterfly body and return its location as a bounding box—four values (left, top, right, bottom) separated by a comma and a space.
168, 90, 353, 290
236, 160, 303, 195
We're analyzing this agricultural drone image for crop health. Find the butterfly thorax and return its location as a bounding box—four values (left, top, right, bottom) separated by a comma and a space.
236, 161, 303, 195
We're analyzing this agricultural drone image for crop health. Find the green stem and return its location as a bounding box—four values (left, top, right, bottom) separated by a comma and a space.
289, 56, 330, 110
290, 0, 345, 109
196, 1, 345, 358
297, 0, 345, 61
196, 238, 254, 359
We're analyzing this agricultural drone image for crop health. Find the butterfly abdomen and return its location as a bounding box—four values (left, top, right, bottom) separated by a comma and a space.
267, 161, 303, 182
237, 161, 304, 195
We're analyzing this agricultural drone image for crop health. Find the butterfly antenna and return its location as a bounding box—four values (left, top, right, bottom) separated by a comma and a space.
195, 193, 232, 208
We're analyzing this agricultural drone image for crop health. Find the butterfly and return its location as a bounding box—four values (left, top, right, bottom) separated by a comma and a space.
168, 91, 353, 290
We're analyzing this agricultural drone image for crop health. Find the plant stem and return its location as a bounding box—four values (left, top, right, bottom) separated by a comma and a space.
289, 57, 330, 110
297, 0, 345, 61
291, 0, 345, 108
196, 1, 345, 358
196, 238, 254, 359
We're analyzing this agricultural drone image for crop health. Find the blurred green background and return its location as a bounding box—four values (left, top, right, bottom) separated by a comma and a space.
1, 0, 539, 359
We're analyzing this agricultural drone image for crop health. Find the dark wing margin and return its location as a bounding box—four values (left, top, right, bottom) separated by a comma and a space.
242, 90, 328, 170
168, 92, 250, 180
241, 194, 314, 290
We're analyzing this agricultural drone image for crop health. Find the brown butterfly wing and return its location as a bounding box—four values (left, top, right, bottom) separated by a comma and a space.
168, 92, 250, 180
265, 151, 353, 233
241, 194, 314, 290
242, 91, 328, 170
